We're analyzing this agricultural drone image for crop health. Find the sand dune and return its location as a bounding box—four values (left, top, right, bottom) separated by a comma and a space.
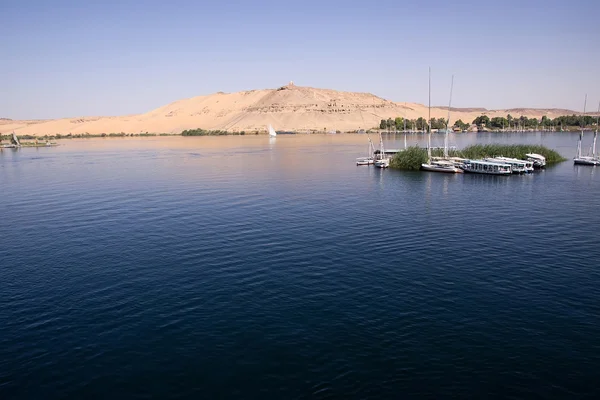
0, 83, 586, 135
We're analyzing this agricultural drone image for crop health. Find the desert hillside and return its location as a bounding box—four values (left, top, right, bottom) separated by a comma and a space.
0, 84, 585, 135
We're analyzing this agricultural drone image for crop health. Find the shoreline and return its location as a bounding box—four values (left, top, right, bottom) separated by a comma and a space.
0, 128, 593, 143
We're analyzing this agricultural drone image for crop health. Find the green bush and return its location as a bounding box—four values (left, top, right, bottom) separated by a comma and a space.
390, 146, 428, 170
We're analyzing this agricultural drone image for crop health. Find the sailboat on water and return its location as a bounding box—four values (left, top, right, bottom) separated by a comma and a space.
374, 131, 390, 168
421, 70, 463, 173
1, 132, 21, 149
268, 125, 277, 137
574, 96, 600, 166
356, 135, 375, 165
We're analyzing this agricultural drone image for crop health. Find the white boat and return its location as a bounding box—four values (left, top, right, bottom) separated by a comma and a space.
573, 95, 600, 165
374, 158, 390, 168
574, 156, 600, 166
525, 153, 546, 169
486, 157, 533, 173
356, 135, 376, 165
576, 101, 600, 165
268, 125, 277, 137
421, 71, 462, 173
374, 132, 390, 168
460, 160, 512, 175
3, 132, 22, 148
421, 159, 463, 173
356, 157, 374, 165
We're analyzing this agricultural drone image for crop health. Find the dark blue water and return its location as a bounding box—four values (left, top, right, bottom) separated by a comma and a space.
2, 133, 600, 398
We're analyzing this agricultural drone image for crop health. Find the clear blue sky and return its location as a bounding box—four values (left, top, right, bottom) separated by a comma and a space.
2, 0, 599, 119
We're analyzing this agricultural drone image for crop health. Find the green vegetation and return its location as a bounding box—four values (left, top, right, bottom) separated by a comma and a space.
389, 146, 428, 170
380, 117, 447, 131
379, 113, 599, 132
390, 144, 566, 170
453, 119, 470, 131
473, 113, 598, 130
458, 144, 566, 164
181, 128, 245, 136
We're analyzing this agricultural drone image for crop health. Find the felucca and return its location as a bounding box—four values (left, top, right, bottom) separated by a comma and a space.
574, 95, 600, 166
421, 70, 463, 173
356, 135, 375, 165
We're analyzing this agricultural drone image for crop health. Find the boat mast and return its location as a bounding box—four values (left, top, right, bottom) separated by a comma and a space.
593, 101, 599, 158
367, 135, 375, 159
444, 74, 454, 159
379, 131, 385, 160
577, 95, 587, 159
427, 67, 431, 162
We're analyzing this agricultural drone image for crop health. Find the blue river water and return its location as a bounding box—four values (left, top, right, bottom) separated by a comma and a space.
1, 133, 599, 398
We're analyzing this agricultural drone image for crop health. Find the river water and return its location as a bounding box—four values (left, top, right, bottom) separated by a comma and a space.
1, 133, 599, 398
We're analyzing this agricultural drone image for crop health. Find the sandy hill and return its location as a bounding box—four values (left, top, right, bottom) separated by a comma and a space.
0, 84, 584, 135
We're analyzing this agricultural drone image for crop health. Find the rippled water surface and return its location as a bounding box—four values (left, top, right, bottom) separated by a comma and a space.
1, 133, 600, 398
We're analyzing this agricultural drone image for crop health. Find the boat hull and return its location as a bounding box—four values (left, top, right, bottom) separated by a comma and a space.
374, 160, 390, 168
421, 164, 463, 173
574, 158, 600, 166
461, 168, 511, 175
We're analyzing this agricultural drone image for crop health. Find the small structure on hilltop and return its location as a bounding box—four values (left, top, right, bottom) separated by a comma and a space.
277, 81, 296, 91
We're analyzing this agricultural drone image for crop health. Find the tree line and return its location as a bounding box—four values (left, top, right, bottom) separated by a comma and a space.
472, 114, 598, 129
379, 117, 449, 131
380, 113, 599, 131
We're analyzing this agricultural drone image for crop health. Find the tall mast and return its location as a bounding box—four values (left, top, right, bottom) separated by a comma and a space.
577, 94, 587, 159
593, 101, 599, 158
427, 67, 431, 161
444, 74, 454, 159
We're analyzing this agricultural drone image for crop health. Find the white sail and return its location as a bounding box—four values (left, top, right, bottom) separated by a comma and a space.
268, 125, 277, 137
12, 132, 21, 147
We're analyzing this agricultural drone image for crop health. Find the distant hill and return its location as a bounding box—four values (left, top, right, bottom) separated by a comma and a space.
0, 84, 588, 135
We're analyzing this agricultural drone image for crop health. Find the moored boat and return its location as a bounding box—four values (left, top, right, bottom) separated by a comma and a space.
421, 160, 463, 173
374, 159, 390, 168
573, 95, 600, 166
574, 157, 600, 166
356, 157, 374, 165
460, 159, 512, 175
420, 70, 463, 174
487, 157, 533, 173
525, 153, 546, 169
374, 131, 390, 168
356, 135, 376, 165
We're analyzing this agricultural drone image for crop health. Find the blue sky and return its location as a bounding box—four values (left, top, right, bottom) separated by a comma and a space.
2, 0, 599, 119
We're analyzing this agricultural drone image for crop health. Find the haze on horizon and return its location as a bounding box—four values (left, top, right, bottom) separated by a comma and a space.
2, 0, 599, 120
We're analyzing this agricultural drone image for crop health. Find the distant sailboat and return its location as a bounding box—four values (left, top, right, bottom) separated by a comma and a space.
12, 132, 21, 147
574, 95, 600, 166
268, 125, 277, 137
2, 131, 21, 148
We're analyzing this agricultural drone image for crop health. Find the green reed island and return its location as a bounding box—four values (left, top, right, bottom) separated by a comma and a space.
389, 144, 566, 170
